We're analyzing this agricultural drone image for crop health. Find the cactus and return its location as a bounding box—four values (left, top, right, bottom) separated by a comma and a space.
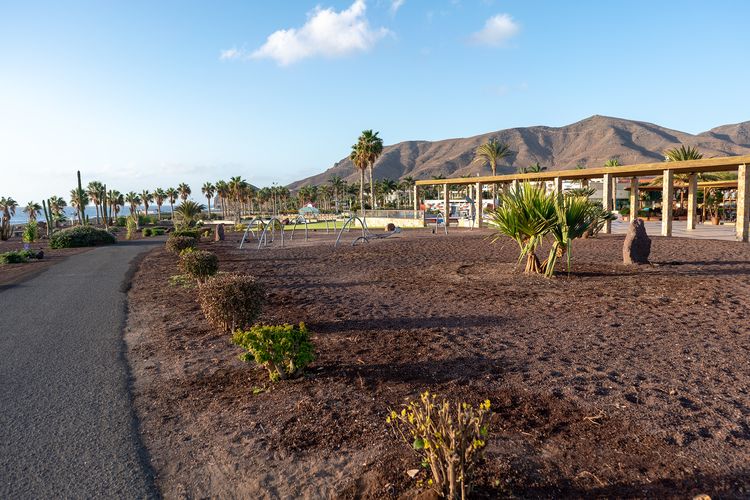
77, 170, 86, 225
42, 199, 53, 237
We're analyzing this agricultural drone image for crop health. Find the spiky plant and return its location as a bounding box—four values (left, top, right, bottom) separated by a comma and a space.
173, 200, 206, 228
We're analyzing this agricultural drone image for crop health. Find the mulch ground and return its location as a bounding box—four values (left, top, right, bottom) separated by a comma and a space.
125, 228, 750, 498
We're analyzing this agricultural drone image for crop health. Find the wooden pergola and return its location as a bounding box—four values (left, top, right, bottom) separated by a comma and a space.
413, 155, 750, 242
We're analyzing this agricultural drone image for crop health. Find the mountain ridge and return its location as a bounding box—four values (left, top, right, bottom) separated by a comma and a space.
288, 115, 750, 189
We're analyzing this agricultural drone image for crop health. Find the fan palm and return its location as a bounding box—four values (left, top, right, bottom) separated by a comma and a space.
23, 201, 42, 222
350, 142, 368, 213
202, 182, 216, 218
165, 187, 178, 218
69, 188, 89, 225
141, 190, 154, 218
87, 181, 105, 223
358, 130, 384, 209
0, 197, 18, 240
328, 175, 345, 212
177, 183, 191, 202
154, 188, 166, 220
473, 139, 513, 204
124, 192, 141, 219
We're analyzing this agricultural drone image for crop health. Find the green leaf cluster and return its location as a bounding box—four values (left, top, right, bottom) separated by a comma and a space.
232, 323, 314, 382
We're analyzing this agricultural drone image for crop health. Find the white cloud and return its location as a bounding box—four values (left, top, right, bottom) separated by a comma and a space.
470, 14, 520, 47
390, 0, 405, 15
223, 0, 389, 66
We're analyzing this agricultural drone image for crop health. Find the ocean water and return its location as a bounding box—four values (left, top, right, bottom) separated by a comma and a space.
8, 206, 174, 225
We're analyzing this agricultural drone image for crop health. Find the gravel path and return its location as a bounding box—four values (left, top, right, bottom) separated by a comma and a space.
0, 239, 163, 499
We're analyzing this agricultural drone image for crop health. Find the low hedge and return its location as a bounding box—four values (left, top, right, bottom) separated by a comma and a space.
49, 226, 117, 249
179, 249, 219, 282
165, 235, 198, 254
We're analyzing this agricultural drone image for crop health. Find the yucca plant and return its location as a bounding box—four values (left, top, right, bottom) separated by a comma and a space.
488, 183, 556, 274
544, 194, 599, 277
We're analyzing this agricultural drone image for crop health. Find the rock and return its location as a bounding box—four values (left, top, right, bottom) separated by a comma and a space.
623, 218, 651, 265
214, 224, 225, 242
386, 223, 396, 232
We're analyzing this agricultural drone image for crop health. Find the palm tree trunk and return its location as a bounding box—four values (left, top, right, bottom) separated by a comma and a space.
368, 162, 375, 210
206, 197, 211, 219
360, 169, 365, 216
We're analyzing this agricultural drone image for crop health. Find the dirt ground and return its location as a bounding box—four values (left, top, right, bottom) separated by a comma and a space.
125, 228, 750, 498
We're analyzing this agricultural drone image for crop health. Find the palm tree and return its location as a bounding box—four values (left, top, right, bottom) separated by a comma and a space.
400, 176, 416, 208
379, 178, 398, 207
173, 200, 205, 228
154, 188, 166, 221
23, 201, 42, 222
228, 176, 248, 222
177, 183, 191, 202
328, 175, 345, 212
350, 141, 368, 213
87, 181, 104, 224
141, 190, 154, 218
69, 188, 89, 225
358, 130, 384, 209
215, 181, 229, 218
661, 145, 704, 216
473, 139, 513, 204
125, 192, 141, 220
518, 162, 547, 174
107, 190, 122, 223
165, 187, 178, 219
0, 197, 18, 240
201, 182, 216, 218
48, 196, 67, 226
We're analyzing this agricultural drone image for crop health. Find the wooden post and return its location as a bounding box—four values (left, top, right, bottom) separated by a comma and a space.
413, 185, 418, 212
553, 176, 562, 194
581, 178, 589, 189
662, 169, 674, 237
443, 184, 450, 227
475, 182, 483, 228
687, 173, 697, 230
737, 163, 749, 242
602, 173, 612, 234
630, 177, 639, 221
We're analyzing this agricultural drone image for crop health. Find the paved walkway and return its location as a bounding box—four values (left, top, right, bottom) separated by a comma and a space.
611, 219, 739, 241
0, 240, 162, 499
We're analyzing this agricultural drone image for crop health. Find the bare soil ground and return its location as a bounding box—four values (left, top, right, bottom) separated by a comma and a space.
126, 229, 750, 498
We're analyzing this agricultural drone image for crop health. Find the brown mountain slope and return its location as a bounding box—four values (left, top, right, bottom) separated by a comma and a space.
288, 115, 750, 189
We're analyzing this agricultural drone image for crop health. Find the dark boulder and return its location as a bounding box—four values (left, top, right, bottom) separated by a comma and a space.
214, 224, 225, 242
623, 218, 651, 265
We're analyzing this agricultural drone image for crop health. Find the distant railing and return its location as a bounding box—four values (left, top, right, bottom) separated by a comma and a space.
360, 209, 423, 219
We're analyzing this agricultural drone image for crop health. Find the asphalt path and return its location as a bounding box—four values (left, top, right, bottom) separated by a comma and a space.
0, 239, 162, 499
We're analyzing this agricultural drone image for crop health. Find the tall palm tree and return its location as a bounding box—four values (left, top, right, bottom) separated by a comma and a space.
69, 188, 89, 225
165, 187, 178, 218
663, 145, 704, 215
472, 139, 513, 204
125, 192, 141, 219
328, 175, 345, 212
177, 183, 191, 202
0, 197, 18, 240
350, 141, 368, 214
228, 176, 248, 222
23, 201, 42, 222
154, 188, 166, 221
201, 182, 216, 218
400, 176, 416, 208
358, 130, 384, 209
215, 181, 229, 218
141, 190, 154, 218
48, 196, 67, 222
86, 181, 105, 224
379, 178, 398, 207
107, 190, 122, 223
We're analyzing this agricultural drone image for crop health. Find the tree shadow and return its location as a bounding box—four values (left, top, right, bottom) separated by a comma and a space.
310, 314, 507, 333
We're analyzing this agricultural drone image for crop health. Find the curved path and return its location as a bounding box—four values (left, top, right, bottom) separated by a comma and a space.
0, 239, 162, 499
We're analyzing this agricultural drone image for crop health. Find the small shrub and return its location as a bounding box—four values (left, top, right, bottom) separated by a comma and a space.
126, 217, 137, 240
232, 323, 314, 381
197, 273, 265, 334
152, 227, 166, 236
172, 229, 202, 239
142, 227, 153, 237
234, 223, 247, 232
168, 273, 195, 288
387, 392, 492, 499
49, 226, 117, 249
19, 249, 39, 260
179, 249, 218, 282
138, 214, 157, 226
116, 216, 128, 227
0, 251, 29, 264
165, 235, 197, 254
23, 221, 38, 243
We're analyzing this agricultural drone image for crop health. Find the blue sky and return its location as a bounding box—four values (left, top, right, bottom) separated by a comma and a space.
2, 0, 750, 202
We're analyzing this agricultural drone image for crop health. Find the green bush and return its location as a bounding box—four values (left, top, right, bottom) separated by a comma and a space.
126, 217, 137, 240
179, 249, 218, 282
138, 214, 157, 226
116, 216, 128, 227
0, 251, 29, 264
165, 235, 197, 254
232, 323, 314, 381
197, 273, 265, 334
49, 226, 116, 249
152, 227, 166, 236
172, 229, 202, 239
142, 228, 153, 237
22, 221, 38, 243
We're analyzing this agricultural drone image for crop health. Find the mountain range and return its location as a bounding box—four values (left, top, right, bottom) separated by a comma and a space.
288, 115, 750, 189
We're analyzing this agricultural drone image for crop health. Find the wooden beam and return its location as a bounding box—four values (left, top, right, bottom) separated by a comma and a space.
687, 173, 697, 230
414, 154, 750, 186
443, 184, 450, 227
738, 164, 749, 242
602, 173, 612, 234
413, 185, 419, 212
553, 176, 562, 194
662, 169, 674, 237
629, 177, 639, 221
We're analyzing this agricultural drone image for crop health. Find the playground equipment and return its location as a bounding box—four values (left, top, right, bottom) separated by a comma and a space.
255, 217, 285, 250
334, 215, 402, 247
238, 217, 268, 249
289, 216, 339, 241
432, 210, 449, 235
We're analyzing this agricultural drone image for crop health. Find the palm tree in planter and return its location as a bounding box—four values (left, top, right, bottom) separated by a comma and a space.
350, 141, 368, 214
177, 183, 191, 203
141, 190, 154, 219
202, 182, 216, 219
154, 188, 166, 221
472, 139, 513, 205
124, 192, 141, 220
